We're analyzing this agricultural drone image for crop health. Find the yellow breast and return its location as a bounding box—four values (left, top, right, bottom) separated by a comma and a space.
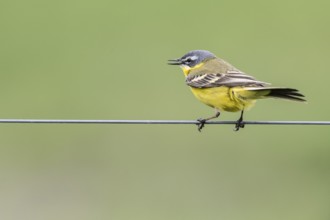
190, 87, 256, 112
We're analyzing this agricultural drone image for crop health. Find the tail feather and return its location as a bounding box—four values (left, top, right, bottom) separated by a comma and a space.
267, 88, 306, 102
245, 87, 306, 102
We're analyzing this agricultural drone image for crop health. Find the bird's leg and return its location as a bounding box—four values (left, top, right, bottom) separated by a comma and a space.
234, 110, 245, 131
197, 110, 220, 132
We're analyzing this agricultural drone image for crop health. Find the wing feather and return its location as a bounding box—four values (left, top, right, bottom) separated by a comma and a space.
186, 70, 269, 88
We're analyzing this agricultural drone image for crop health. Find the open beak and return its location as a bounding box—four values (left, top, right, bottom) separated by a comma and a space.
167, 58, 182, 65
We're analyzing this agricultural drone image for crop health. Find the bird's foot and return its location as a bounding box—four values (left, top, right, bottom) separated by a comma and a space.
234, 119, 245, 131
196, 118, 207, 132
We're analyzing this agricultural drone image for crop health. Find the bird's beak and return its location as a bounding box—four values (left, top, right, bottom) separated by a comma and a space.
167, 58, 182, 65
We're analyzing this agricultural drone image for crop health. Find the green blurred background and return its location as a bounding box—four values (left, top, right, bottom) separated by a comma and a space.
1, 0, 330, 219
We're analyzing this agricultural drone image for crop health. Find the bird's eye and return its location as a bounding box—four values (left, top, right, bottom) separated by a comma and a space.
186, 58, 192, 62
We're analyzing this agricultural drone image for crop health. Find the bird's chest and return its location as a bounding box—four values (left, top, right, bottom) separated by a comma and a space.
190, 87, 243, 112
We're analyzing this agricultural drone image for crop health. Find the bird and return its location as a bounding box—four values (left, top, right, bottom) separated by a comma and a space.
168, 50, 306, 131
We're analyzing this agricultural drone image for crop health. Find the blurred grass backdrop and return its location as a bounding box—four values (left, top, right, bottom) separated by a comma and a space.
1, 0, 330, 219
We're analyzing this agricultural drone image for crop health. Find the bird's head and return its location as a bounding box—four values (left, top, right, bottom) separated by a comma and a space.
168, 50, 216, 75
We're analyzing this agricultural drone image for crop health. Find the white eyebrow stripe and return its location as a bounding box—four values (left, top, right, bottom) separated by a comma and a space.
190, 55, 198, 60
184, 55, 198, 61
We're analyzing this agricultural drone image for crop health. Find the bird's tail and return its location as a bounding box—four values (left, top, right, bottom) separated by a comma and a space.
243, 87, 306, 102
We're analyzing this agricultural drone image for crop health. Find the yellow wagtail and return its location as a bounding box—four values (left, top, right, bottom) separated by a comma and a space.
168, 50, 306, 131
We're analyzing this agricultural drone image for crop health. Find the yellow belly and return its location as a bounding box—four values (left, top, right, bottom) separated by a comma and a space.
190, 87, 256, 112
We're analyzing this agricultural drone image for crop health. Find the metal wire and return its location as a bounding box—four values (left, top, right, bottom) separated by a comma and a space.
0, 119, 329, 125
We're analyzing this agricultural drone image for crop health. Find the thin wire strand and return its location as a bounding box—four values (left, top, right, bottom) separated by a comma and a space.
0, 119, 328, 125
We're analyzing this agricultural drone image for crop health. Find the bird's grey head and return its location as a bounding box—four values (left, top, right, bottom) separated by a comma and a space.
168, 50, 216, 67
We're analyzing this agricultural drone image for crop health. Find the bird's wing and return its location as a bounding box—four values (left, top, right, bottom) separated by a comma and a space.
186, 70, 270, 88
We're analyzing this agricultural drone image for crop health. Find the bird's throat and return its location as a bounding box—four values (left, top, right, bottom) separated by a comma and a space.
180, 63, 204, 76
